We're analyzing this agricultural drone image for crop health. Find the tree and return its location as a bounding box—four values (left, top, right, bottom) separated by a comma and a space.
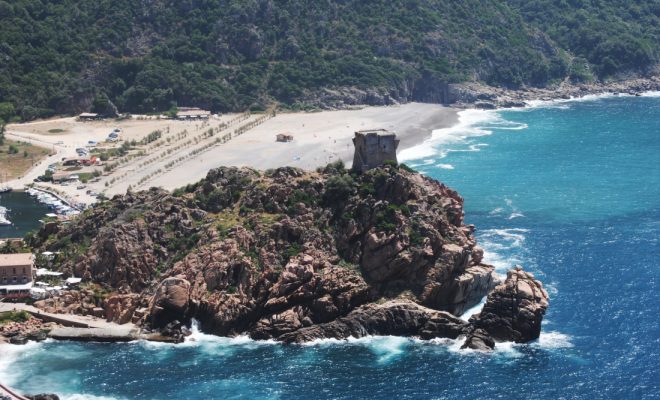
0, 102, 14, 122
0, 119, 5, 146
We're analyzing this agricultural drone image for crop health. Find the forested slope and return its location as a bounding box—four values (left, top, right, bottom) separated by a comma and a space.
0, 0, 657, 120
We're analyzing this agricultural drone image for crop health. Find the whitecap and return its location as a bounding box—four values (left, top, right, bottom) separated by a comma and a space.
508, 212, 525, 220
533, 331, 574, 349
302, 335, 413, 364
479, 228, 529, 248
350, 336, 411, 363
398, 109, 498, 162
138, 320, 277, 354
460, 297, 486, 321
489, 207, 504, 215
493, 341, 524, 358
436, 163, 454, 170
640, 91, 660, 97
62, 395, 125, 400
0, 341, 44, 386
478, 228, 530, 273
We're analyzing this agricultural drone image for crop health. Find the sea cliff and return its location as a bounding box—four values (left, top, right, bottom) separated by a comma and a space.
26, 164, 548, 349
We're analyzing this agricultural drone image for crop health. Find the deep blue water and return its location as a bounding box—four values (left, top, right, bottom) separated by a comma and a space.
1, 95, 659, 399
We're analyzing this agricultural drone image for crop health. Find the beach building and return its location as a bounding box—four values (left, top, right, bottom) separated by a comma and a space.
351, 129, 399, 172
78, 113, 102, 121
176, 108, 211, 120
276, 133, 294, 142
0, 253, 34, 299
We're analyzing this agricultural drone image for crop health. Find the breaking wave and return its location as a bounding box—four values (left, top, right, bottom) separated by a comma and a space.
399, 109, 525, 162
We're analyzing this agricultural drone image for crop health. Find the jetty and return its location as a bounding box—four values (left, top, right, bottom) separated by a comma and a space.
0, 302, 136, 339
0, 303, 178, 343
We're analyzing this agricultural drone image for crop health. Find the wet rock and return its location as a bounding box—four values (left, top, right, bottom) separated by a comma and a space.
465, 267, 549, 349
26, 394, 61, 400
9, 335, 28, 345
149, 276, 191, 328
461, 328, 495, 351
279, 301, 466, 343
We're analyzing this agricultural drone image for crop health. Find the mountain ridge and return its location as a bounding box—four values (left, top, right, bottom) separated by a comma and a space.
0, 0, 657, 120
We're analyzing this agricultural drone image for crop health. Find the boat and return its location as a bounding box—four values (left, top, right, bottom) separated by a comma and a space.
0, 206, 10, 226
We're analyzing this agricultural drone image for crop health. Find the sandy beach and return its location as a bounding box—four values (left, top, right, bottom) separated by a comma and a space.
5, 103, 458, 201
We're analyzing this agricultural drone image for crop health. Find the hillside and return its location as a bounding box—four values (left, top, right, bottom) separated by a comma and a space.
0, 0, 657, 120
26, 164, 548, 348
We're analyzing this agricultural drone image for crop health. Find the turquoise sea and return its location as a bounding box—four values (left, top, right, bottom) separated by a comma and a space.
1, 94, 659, 399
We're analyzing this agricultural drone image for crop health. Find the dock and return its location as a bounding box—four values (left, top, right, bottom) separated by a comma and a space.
0, 303, 181, 343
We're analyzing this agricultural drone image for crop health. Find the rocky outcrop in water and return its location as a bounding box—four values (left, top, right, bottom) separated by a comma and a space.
463, 267, 549, 350
279, 301, 466, 343
26, 394, 60, 400
31, 165, 547, 347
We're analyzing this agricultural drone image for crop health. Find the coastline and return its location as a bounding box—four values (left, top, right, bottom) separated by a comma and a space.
3, 75, 657, 202
451, 75, 660, 109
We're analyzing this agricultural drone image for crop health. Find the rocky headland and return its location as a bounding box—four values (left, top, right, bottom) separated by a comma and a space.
25, 164, 549, 350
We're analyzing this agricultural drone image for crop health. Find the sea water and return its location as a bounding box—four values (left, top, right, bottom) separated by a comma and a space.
0, 192, 51, 239
1, 95, 659, 399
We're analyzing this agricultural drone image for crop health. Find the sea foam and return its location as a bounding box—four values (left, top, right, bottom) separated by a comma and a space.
399, 109, 501, 161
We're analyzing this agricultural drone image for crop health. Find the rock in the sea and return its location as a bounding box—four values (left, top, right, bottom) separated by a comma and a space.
464, 267, 549, 350
9, 335, 28, 345
26, 395, 60, 400
279, 300, 467, 343
461, 328, 495, 351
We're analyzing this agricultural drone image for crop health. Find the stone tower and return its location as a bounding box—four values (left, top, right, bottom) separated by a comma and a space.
351, 129, 399, 172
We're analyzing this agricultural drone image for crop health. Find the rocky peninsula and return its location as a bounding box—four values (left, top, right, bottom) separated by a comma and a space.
24, 163, 548, 350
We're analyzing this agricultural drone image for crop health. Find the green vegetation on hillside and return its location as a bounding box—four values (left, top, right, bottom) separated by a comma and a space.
0, 0, 657, 119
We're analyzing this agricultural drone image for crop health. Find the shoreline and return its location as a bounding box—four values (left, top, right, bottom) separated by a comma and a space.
451, 75, 660, 109
400, 86, 660, 163
2, 74, 657, 202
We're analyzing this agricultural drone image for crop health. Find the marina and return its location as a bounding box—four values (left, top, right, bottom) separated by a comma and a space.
0, 191, 52, 238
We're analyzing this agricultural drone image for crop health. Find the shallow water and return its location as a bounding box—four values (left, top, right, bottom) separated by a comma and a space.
1, 95, 659, 399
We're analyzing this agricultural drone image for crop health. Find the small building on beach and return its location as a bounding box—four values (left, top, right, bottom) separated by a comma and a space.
78, 113, 102, 121
276, 133, 294, 142
176, 108, 211, 120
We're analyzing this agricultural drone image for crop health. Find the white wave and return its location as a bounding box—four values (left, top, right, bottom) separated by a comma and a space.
138, 320, 277, 353
640, 91, 660, 97
492, 341, 524, 358
435, 336, 523, 358
302, 335, 413, 363
533, 331, 574, 349
479, 228, 529, 248
63, 395, 124, 400
0, 341, 44, 386
460, 297, 486, 321
478, 228, 529, 273
522, 92, 616, 110
398, 109, 499, 161
436, 163, 454, 170
508, 212, 525, 220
